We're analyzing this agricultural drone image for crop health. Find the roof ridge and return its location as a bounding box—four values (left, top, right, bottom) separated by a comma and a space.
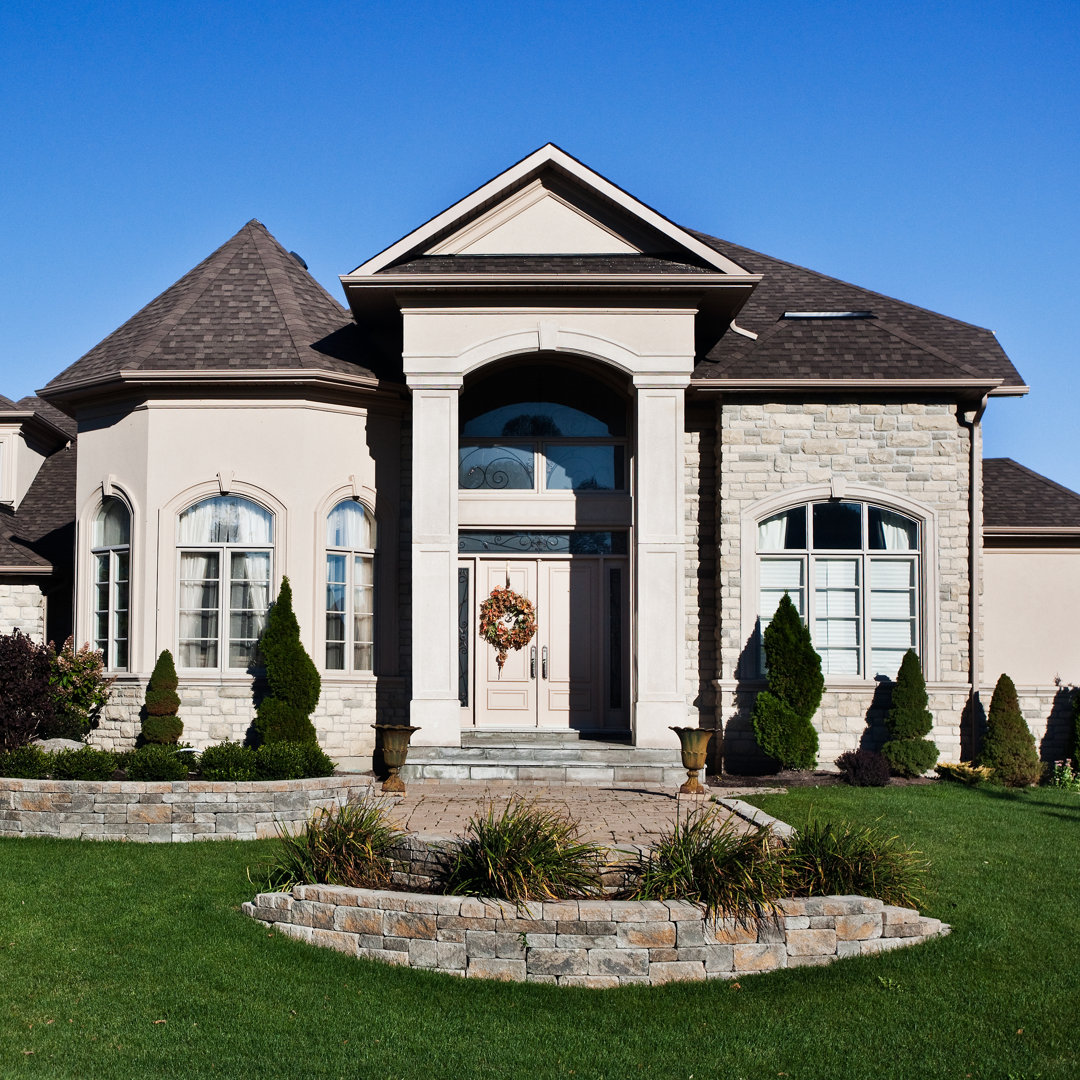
990, 457, 1080, 503
248, 222, 311, 368
867, 318, 989, 380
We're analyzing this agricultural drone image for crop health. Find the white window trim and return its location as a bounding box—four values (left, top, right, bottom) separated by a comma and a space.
89, 496, 132, 672
740, 484, 939, 684
324, 499, 377, 674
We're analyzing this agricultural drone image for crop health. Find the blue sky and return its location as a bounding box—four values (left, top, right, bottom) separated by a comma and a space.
1, 1, 1077, 486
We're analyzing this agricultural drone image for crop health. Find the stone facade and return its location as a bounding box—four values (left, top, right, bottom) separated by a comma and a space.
244, 885, 949, 986
0, 775, 373, 841
716, 400, 973, 771
0, 581, 46, 640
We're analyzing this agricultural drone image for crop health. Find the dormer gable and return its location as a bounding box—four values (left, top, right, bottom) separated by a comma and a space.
0, 396, 72, 511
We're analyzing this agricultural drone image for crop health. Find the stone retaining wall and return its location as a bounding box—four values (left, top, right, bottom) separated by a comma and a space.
244, 885, 949, 986
0, 775, 373, 841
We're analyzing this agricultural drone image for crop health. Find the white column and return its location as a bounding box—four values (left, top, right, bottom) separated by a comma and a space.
406, 376, 462, 746
633, 377, 690, 748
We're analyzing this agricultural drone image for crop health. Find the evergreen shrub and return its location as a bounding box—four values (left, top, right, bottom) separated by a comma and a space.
881, 650, 938, 777
751, 594, 821, 770
197, 741, 257, 781
41, 638, 114, 741
0, 629, 55, 750
142, 650, 183, 745
1072, 690, 1080, 768
0, 744, 50, 778
254, 741, 336, 780
123, 744, 192, 781
49, 746, 117, 781
254, 578, 321, 745
979, 673, 1043, 787
835, 749, 890, 787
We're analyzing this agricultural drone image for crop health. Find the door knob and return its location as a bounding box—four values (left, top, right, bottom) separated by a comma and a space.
530, 645, 536, 679
541, 645, 548, 679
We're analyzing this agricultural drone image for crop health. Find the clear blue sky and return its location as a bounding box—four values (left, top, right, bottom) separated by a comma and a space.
1, 1, 1077, 486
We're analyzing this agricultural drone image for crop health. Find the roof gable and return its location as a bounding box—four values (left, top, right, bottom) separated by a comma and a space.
349, 144, 750, 276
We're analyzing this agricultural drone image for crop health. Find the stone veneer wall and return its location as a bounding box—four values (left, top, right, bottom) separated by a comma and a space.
0, 775, 373, 841
0, 581, 46, 639
717, 401, 973, 771
89, 676, 408, 763
244, 886, 949, 986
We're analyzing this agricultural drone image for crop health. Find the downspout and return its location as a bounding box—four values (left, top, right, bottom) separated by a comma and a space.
960, 394, 988, 757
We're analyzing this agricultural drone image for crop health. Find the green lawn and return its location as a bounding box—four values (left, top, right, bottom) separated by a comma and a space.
1, 784, 1077, 1079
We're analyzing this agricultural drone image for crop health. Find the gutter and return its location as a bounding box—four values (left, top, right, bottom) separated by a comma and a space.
692, 377, 1005, 394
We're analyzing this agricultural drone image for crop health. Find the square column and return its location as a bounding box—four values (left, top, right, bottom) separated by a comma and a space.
633, 378, 690, 747
406, 377, 462, 746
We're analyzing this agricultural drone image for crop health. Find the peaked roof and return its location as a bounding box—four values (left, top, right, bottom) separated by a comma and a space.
0, 441, 76, 573
983, 458, 1080, 533
43, 221, 378, 398
691, 233, 1025, 390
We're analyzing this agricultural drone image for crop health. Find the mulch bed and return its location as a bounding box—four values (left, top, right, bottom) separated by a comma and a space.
708, 770, 936, 789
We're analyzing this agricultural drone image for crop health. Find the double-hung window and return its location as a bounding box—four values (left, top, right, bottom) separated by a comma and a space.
325, 500, 375, 672
177, 496, 273, 670
91, 497, 130, 670
757, 501, 920, 679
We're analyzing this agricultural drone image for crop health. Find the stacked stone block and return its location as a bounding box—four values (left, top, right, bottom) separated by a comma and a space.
0, 582, 46, 639
244, 886, 949, 986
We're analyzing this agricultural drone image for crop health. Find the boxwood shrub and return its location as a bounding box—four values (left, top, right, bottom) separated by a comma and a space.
49, 746, 118, 781
198, 740, 257, 781
0, 744, 50, 779
122, 744, 193, 781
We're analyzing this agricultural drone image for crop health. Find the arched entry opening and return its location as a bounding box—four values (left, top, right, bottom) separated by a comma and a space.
456, 357, 633, 732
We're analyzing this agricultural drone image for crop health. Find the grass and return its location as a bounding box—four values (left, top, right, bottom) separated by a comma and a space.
0, 783, 1076, 1078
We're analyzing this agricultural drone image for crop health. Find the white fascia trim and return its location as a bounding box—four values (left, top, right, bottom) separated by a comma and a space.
693, 377, 1004, 393
0, 565, 52, 576
987, 384, 1030, 397
984, 526, 1080, 537
42, 367, 383, 397
348, 274, 761, 291
345, 144, 751, 278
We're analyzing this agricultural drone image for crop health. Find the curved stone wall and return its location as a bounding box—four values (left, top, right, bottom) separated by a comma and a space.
243, 884, 949, 986
0, 775, 373, 841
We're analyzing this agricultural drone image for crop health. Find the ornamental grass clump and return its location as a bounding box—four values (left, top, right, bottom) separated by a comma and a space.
784, 817, 927, 909
881, 649, 938, 777
978, 673, 1043, 787
443, 799, 606, 902
626, 810, 783, 922
264, 801, 403, 890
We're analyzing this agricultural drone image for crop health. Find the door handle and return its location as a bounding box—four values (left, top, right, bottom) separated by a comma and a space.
530, 646, 536, 679
541, 645, 548, 679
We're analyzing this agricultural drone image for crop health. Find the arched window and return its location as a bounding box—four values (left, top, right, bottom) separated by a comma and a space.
177, 496, 273, 670
92, 497, 130, 670
325, 500, 375, 672
757, 501, 920, 678
458, 364, 628, 492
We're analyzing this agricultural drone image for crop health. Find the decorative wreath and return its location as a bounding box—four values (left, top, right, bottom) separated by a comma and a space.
479, 586, 538, 671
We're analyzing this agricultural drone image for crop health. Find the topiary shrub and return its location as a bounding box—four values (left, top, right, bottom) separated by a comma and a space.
197, 740, 257, 781
880, 649, 938, 777
0, 744, 50, 779
751, 594, 821, 770
48, 746, 118, 781
979, 673, 1043, 787
253, 578, 321, 746
122, 744, 192, 781
835, 749, 890, 787
41, 638, 114, 741
0, 629, 55, 750
142, 650, 183, 745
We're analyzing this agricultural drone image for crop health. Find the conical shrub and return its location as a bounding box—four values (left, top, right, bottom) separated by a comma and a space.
141, 649, 183, 745
254, 577, 321, 745
751, 593, 821, 770
979, 673, 1042, 787
881, 649, 937, 777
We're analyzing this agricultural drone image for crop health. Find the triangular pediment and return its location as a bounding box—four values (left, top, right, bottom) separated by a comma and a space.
347, 145, 751, 276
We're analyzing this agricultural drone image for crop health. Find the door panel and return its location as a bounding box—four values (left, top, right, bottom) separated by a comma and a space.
475, 561, 536, 725
539, 560, 599, 727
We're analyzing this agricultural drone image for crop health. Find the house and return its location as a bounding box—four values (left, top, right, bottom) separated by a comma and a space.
0, 144, 1070, 773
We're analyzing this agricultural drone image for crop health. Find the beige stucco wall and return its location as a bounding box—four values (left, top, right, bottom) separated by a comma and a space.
74, 393, 405, 763
716, 400, 973, 771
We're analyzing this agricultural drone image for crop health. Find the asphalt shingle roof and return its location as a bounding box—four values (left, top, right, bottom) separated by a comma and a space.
0, 442, 76, 572
983, 458, 1080, 531
44, 221, 377, 392
689, 231, 1024, 388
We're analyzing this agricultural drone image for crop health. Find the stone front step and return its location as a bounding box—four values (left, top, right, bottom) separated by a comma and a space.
400, 733, 686, 786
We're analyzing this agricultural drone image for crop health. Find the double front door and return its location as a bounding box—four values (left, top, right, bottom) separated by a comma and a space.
462, 556, 628, 730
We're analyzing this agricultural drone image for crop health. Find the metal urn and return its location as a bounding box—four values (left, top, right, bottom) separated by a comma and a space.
670, 726, 713, 795
372, 724, 420, 793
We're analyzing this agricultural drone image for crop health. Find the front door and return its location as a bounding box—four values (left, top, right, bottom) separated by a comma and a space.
464, 556, 627, 730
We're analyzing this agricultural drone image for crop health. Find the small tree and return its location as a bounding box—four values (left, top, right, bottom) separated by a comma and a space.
881, 649, 938, 777
0, 629, 54, 750
253, 577, 321, 745
142, 649, 183, 744
979, 673, 1043, 786
751, 594, 821, 770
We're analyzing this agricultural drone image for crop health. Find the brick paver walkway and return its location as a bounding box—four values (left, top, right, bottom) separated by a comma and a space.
372, 782, 767, 846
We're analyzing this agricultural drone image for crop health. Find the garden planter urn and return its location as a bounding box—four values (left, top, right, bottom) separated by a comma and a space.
670, 726, 713, 795
372, 724, 420, 793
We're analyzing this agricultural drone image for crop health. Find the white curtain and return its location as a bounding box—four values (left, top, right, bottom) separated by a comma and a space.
93, 498, 130, 548
179, 496, 272, 545
876, 509, 917, 551
327, 500, 374, 549
758, 512, 789, 551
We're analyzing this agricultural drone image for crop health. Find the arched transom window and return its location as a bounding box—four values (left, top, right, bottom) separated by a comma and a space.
757, 501, 920, 678
92, 497, 130, 670
325, 500, 375, 672
177, 496, 273, 670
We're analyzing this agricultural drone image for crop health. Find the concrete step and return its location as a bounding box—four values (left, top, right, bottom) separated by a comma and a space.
408, 744, 680, 766
461, 729, 630, 748
400, 759, 690, 786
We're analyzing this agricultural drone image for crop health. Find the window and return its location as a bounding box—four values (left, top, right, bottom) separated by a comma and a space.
458, 365, 628, 493
91, 497, 130, 670
757, 501, 920, 679
325, 500, 375, 672
177, 496, 273, 670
